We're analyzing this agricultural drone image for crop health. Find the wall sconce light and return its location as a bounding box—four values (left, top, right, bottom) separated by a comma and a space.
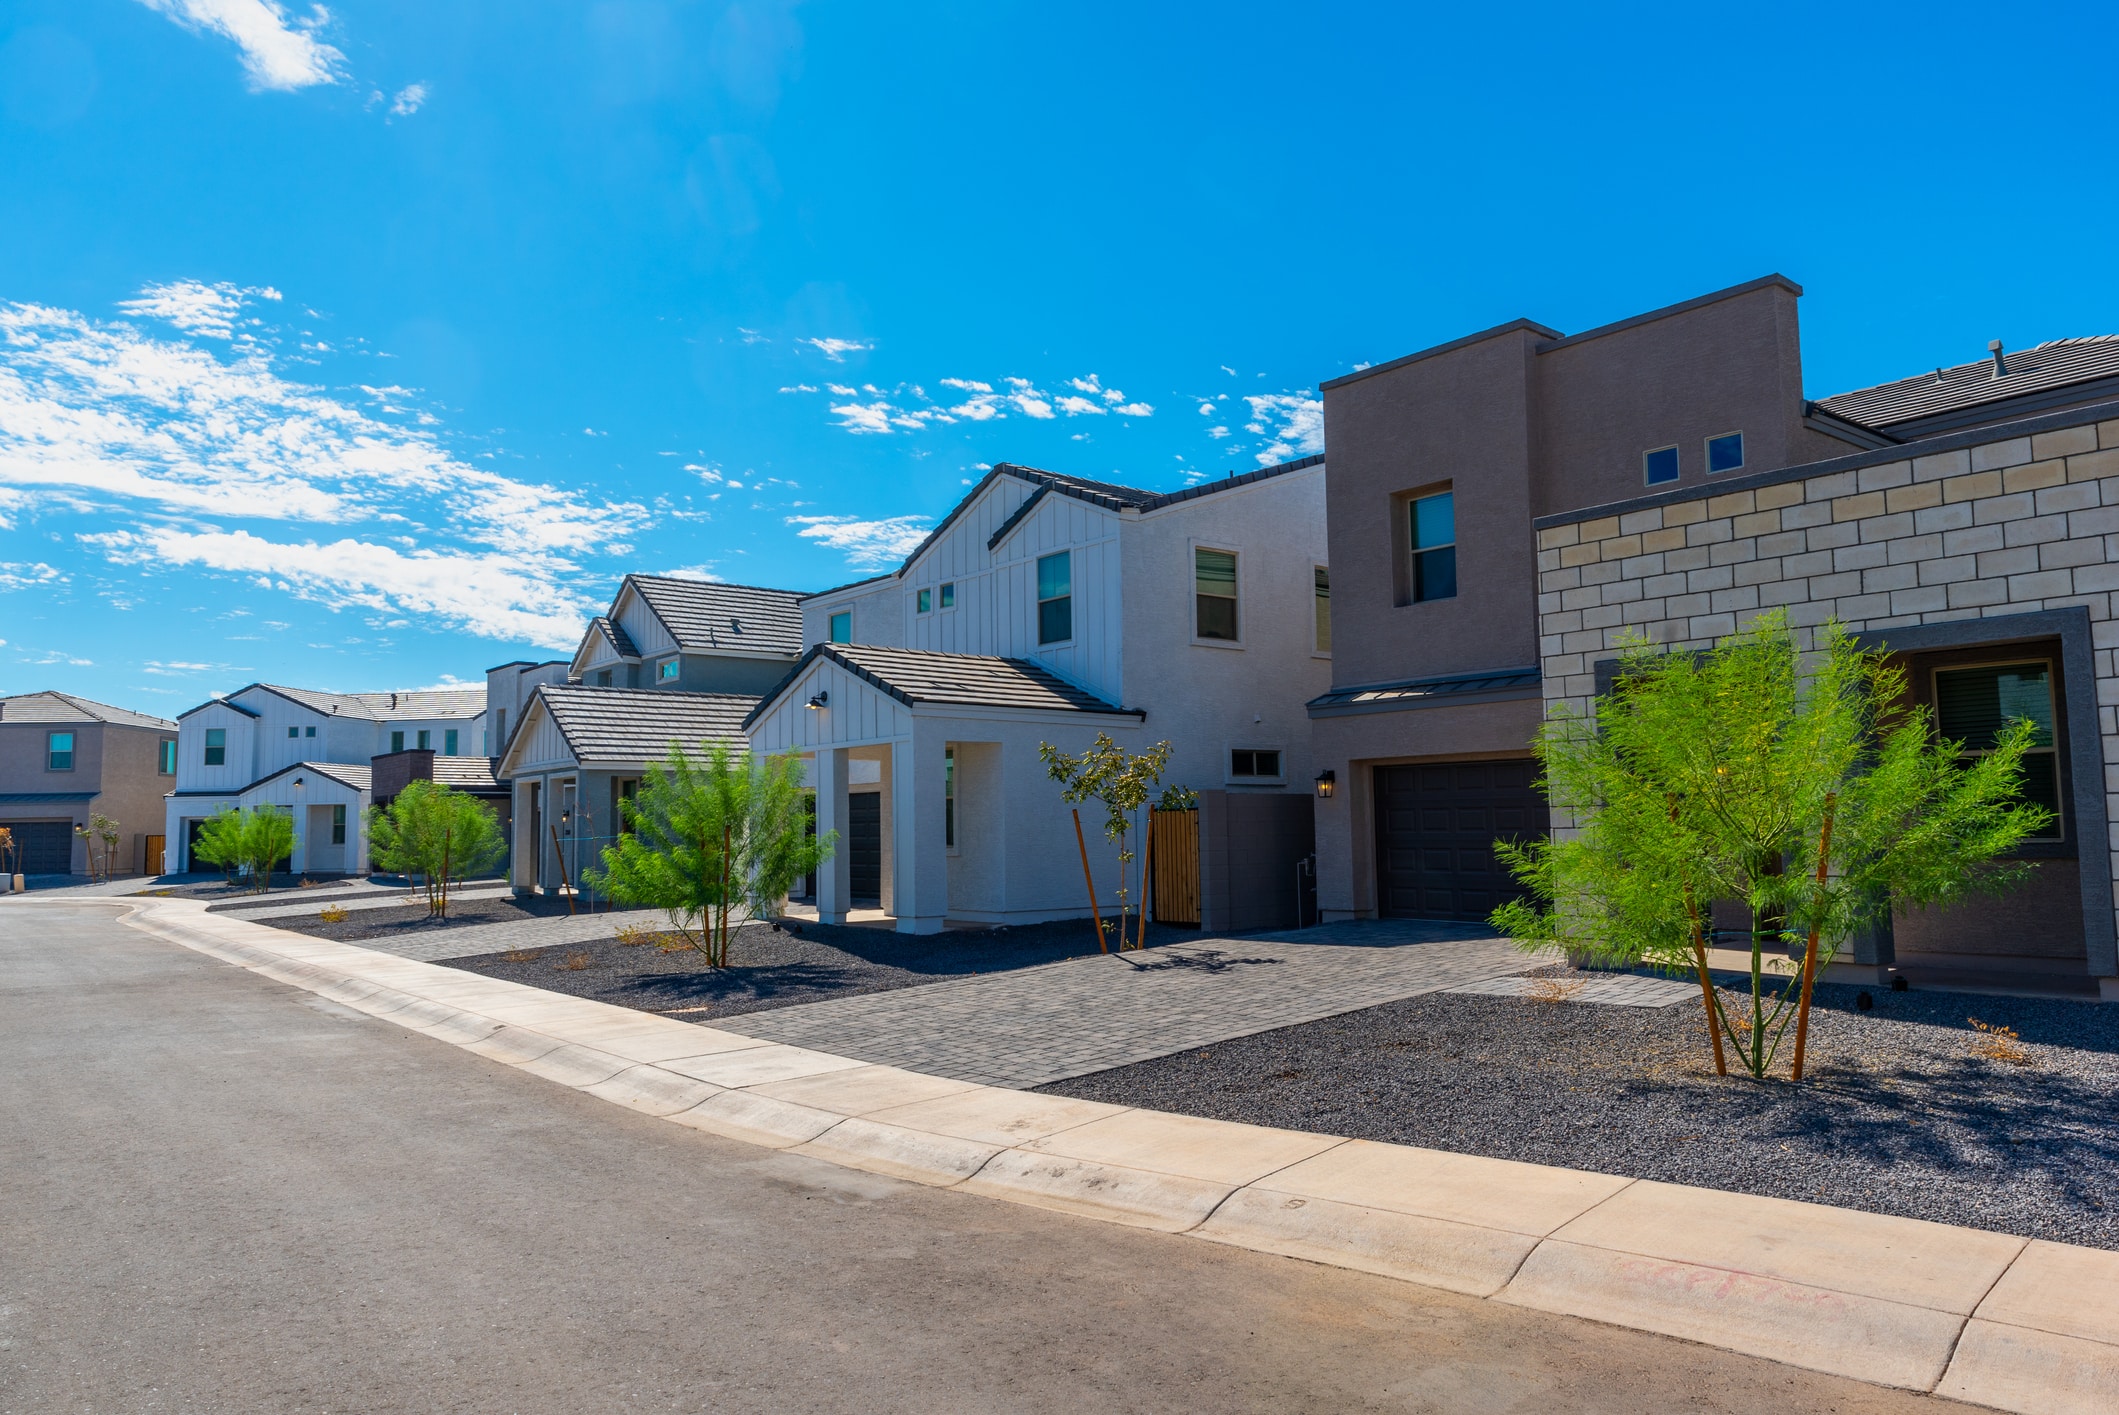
293, 776, 305, 791
1314, 769, 1335, 799
806, 691, 828, 710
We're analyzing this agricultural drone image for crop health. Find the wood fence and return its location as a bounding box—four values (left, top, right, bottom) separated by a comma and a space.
1149, 807, 1200, 925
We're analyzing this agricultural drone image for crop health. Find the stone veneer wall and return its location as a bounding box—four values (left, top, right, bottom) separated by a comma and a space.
1532, 411, 2119, 983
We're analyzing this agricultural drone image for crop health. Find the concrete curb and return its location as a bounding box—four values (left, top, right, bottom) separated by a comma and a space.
77, 896, 2119, 1412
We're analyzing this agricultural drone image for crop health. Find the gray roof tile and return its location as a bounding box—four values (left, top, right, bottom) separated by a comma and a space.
626, 576, 803, 657
1814, 336, 2119, 433
0, 692, 175, 729
747, 644, 1137, 727
535, 684, 756, 764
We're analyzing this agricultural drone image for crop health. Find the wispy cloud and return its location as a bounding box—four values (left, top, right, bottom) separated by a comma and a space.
136, 0, 347, 92
1243, 392, 1324, 465
803, 337, 872, 363
786, 514, 932, 568
389, 82, 427, 116
116, 279, 281, 340
0, 561, 63, 591
791, 371, 1153, 437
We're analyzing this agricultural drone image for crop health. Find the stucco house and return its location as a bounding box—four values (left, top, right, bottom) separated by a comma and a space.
165, 684, 488, 876
1308, 273, 2119, 999
0, 693, 178, 878
745, 458, 1330, 933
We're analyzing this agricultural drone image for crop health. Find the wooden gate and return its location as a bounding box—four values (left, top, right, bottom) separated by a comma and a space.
1149, 807, 1200, 925
144, 834, 166, 877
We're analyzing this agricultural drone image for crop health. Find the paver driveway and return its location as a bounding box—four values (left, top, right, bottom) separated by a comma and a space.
716, 919, 1541, 1087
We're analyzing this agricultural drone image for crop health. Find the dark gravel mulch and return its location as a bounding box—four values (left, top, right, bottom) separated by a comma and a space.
262, 892, 607, 938
1039, 975, 2119, 1250
440, 917, 1196, 1020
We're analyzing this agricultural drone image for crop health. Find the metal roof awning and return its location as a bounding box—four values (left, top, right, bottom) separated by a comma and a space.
1307, 667, 1543, 719
0, 791, 97, 804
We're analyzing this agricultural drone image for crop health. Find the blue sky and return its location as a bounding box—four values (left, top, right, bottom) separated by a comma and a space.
3, 1, 2115, 713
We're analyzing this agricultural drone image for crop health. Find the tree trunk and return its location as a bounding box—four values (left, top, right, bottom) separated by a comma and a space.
1790, 795, 1837, 1082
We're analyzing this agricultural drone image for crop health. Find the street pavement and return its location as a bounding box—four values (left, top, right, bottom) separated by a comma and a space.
1, 903, 1961, 1414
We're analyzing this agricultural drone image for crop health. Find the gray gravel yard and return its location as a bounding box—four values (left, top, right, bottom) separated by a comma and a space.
1039, 973, 2119, 1250
258, 892, 608, 939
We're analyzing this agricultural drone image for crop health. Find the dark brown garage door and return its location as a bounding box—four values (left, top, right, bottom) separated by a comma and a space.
1374, 760, 1548, 921
7, 820, 77, 875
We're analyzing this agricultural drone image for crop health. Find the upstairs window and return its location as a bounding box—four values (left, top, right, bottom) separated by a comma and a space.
595, 669, 613, 687
1936, 662, 2062, 840
1644, 445, 1680, 486
390, 730, 405, 753
445, 729, 459, 757
46, 731, 74, 771
828, 611, 852, 644
1707, 432, 1745, 474
1410, 491, 1456, 602
1314, 566, 1332, 654
417, 730, 432, 750
659, 659, 680, 681
940, 582, 956, 609
1230, 748, 1282, 780
1194, 547, 1239, 641
305, 725, 316, 738
287, 726, 299, 739
158, 740, 177, 775
1037, 551, 1073, 644
916, 588, 932, 614
204, 728, 226, 766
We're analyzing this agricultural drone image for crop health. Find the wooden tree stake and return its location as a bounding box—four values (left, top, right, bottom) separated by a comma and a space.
1134, 805, 1154, 951
1073, 808, 1108, 953
551, 822, 575, 916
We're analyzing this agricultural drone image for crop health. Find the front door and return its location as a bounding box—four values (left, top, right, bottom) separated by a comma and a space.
847, 791, 882, 906
1374, 760, 1547, 921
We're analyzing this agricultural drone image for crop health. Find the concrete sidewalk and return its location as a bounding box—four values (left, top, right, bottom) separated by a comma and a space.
76, 895, 2119, 1415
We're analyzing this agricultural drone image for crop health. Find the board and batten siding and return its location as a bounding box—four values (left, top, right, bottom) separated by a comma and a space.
509, 700, 582, 774
748, 658, 913, 755
615, 585, 678, 657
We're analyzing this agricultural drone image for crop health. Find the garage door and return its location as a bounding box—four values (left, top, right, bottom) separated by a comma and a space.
1374, 760, 1548, 921
7, 820, 76, 875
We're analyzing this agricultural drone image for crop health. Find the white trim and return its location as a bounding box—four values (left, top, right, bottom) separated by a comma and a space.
1225, 743, 1288, 786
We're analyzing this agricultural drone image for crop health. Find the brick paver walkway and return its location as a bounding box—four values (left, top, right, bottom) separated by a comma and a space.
352, 907, 660, 962
1445, 972, 1697, 1007
714, 920, 1544, 1089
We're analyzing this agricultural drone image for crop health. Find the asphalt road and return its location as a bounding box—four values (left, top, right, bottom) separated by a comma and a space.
1, 903, 1965, 1414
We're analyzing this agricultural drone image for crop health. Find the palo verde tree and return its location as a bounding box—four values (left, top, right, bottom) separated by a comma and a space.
368, 781, 507, 918
1039, 733, 1174, 952
74, 812, 121, 883
1492, 609, 2051, 1081
586, 740, 835, 967
192, 806, 296, 892
190, 807, 246, 886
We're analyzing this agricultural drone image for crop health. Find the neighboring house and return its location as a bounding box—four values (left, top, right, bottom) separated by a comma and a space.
569, 574, 804, 694
0, 693, 177, 878
745, 458, 1330, 933
1309, 273, 2119, 999
484, 659, 570, 766
165, 684, 488, 876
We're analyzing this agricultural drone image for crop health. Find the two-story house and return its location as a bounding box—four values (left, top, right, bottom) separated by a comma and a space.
0, 693, 178, 879
743, 458, 1330, 933
1312, 273, 2119, 1000
165, 684, 488, 876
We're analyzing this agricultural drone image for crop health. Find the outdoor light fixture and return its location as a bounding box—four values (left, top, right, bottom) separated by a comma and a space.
1314, 769, 1335, 799
293, 777, 305, 790
807, 691, 828, 710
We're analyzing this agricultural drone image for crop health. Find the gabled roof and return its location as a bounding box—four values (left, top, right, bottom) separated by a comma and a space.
621, 576, 804, 657
587, 615, 640, 659
524, 683, 756, 767
239, 760, 374, 794
1813, 336, 2119, 437
0, 692, 174, 729
745, 644, 1140, 728
182, 684, 486, 722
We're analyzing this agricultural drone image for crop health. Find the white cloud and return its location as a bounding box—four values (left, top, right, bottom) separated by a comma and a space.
1054, 395, 1104, 417
805, 370, 1148, 437
0, 561, 63, 591
143, 660, 222, 674
939, 378, 992, 393
117, 280, 279, 340
777, 383, 818, 394
1207, 425, 1229, 440
1243, 392, 1324, 465
1109, 401, 1153, 417
136, 1, 347, 92
787, 514, 932, 568
803, 337, 872, 362
389, 82, 427, 116
30, 651, 94, 666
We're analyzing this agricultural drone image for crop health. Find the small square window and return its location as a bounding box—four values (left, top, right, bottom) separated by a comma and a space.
1409, 491, 1456, 603
288, 725, 299, 739
1644, 445, 1680, 486
659, 659, 680, 681
828, 611, 852, 644
595, 669, 612, 687
1707, 432, 1744, 474
46, 731, 74, 771
304, 725, 316, 738
204, 728, 226, 766
940, 582, 955, 610
1230, 748, 1282, 779
916, 588, 931, 614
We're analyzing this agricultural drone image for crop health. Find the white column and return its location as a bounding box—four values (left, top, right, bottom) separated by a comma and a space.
892, 730, 948, 934
813, 748, 850, 924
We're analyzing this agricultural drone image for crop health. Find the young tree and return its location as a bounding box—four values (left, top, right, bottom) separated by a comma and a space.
1039, 734, 1174, 951
586, 741, 835, 967
190, 807, 247, 886
74, 813, 119, 883
1492, 610, 2051, 1081
368, 781, 507, 918
236, 806, 296, 893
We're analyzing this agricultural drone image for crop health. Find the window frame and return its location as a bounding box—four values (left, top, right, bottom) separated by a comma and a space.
287, 726, 300, 739
944, 746, 957, 853
1190, 542, 1243, 648
915, 587, 931, 615
1705, 431, 1745, 475
1313, 564, 1332, 657
304, 725, 316, 738
158, 740, 177, 775
1227, 746, 1286, 785
330, 804, 347, 845
203, 727, 227, 767
657, 658, 681, 682
444, 729, 459, 757
46, 730, 75, 772
416, 729, 432, 751
1643, 444, 1681, 486
1036, 550, 1074, 646
390, 730, 405, 753
939, 581, 956, 611
828, 611, 852, 645
1932, 657, 2065, 845
1408, 489, 1457, 604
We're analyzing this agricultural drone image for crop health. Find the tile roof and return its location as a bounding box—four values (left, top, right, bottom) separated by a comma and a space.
430, 755, 502, 790
623, 576, 804, 657
1307, 667, 1543, 718
533, 684, 756, 764
747, 644, 1138, 727
0, 692, 175, 729
1813, 336, 2119, 435
242, 760, 374, 794
200, 684, 488, 721
587, 615, 640, 659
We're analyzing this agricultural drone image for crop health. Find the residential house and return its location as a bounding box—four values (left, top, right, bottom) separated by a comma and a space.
165, 684, 488, 876
1309, 273, 2119, 999
744, 458, 1330, 933
0, 693, 177, 878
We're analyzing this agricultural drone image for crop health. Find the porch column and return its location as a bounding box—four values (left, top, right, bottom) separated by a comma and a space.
892, 731, 948, 934
813, 747, 851, 924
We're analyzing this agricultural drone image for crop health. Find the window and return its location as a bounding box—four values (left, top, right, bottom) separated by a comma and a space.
305, 725, 316, 738
46, 731, 74, 771
1410, 491, 1457, 602
330, 804, 347, 845
158, 740, 177, 775
944, 747, 956, 849
1194, 547, 1239, 641
1230, 748, 1282, 780
445, 729, 459, 757
939, 582, 956, 610
1037, 551, 1073, 644
1644, 445, 1680, 486
828, 611, 852, 644
204, 728, 226, 766
1314, 566, 1332, 654
1936, 662, 2062, 840
287, 726, 300, 739
595, 669, 613, 687
659, 659, 680, 682
1707, 432, 1745, 474
916, 588, 932, 614
390, 730, 405, 753
417, 729, 432, 750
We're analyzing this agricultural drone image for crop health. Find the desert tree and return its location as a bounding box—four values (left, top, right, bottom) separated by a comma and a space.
368, 781, 507, 918
1039, 734, 1174, 951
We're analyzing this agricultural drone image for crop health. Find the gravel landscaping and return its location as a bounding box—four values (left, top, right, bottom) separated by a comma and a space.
258, 892, 610, 938
1039, 971, 2119, 1250
438, 917, 1198, 1019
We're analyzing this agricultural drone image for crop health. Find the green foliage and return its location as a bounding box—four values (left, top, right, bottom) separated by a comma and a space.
74, 812, 121, 883
368, 780, 506, 918
585, 741, 836, 967
192, 806, 296, 892
1492, 610, 2051, 1080
1156, 783, 1199, 812
190, 807, 246, 885
1040, 733, 1174, 949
